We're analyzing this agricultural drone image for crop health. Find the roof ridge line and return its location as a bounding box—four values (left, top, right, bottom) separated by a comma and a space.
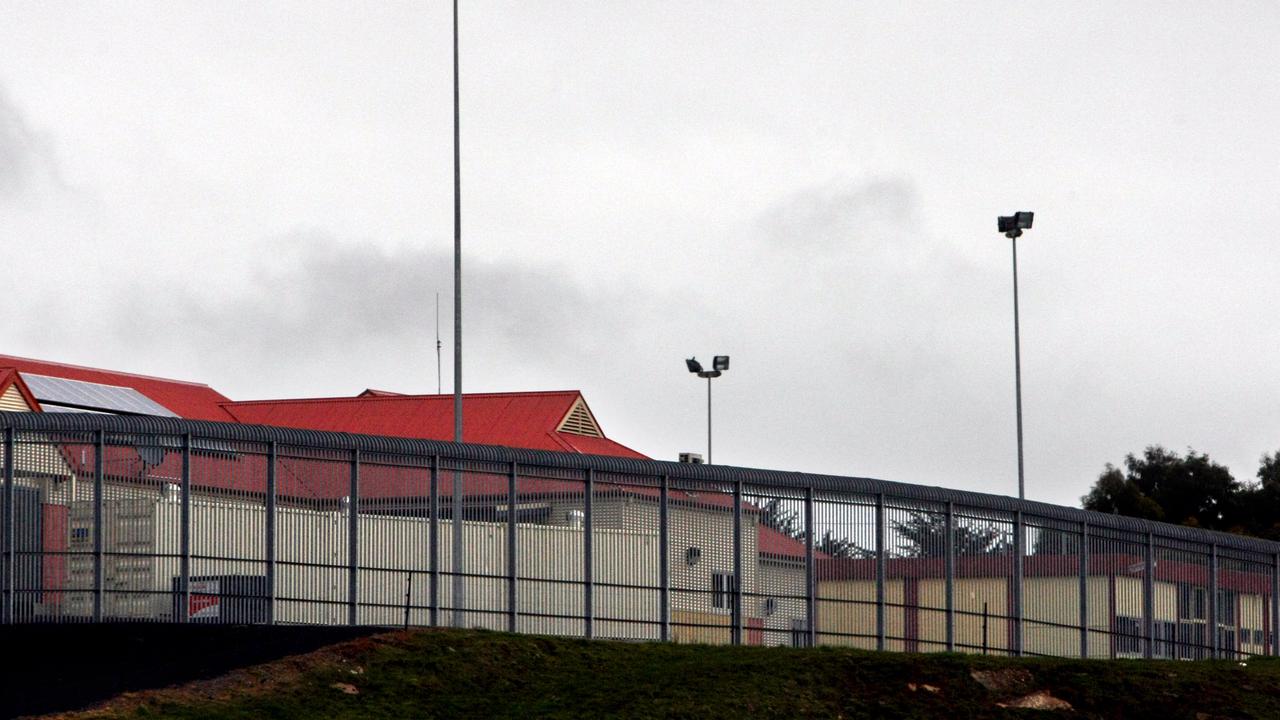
223, 390, 583, 407
1, 354, 217, 389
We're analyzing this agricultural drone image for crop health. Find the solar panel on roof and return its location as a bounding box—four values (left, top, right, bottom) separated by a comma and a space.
21, 373, 179, 417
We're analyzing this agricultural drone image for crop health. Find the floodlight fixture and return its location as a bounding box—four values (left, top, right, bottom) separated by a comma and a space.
686, 352, 731, 463
998, 211, 1035, 239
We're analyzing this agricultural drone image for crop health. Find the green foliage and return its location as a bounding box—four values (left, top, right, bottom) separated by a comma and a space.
891, 511, 1012, 558
1081, 445, 1280, 540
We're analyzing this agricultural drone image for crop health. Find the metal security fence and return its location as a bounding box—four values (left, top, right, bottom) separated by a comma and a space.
2, 413, 1278, 660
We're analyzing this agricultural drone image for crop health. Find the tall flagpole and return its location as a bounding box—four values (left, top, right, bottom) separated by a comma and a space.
450, 0, 465, 627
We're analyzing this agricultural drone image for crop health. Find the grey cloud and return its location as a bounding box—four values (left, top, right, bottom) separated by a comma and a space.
0, 87, 37, 199
107, 232, 644, 371
756, 177, 918, 252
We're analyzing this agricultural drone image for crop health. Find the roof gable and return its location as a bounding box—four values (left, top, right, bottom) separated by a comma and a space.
0, 369, 41, 412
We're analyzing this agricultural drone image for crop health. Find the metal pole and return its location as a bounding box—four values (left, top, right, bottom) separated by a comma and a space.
1143, 533, 1154, 659
92, 430, 104, 623
266, 441, 277, 625
451, 0, 462, 446
1079, 521, 1089, 659
804, 486, 816, 648
179, 434, 191, 623
875, 493, 886, 652
1208, 545, 1218, 659
429, 455, 439, 628
449, 0, 467, 635
1012, 236, 1026, 501
706, 376, 713, 464
731, 479, 743, 645
945, 502, 955, 652
348, 448, 359, 627
507, 462, 517, 633
2, 428, 14, 625
584, 469, 594, 639
659, 474, 670, 642
1013, 511, 1024, 656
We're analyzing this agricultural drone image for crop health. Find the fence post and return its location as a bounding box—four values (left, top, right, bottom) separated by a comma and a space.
1273, 553, 1279, 657
1208, 544, 1219, 659
452, 459, 465, 628
875, 493, 886, 652
1013, 510, 1024, 657
732, 478, 743, 646
1143, 533, 1154, 659
93, 429, 104, 623
659, 474, 670, 642
1079, 521, 1089, 659
429, 455, 439, 628
179, 434, 191, 623
584, 468, 594, 640
266, 441, 277, 626
2, 427, 13, 625
507, 461, 518, 633
804, 486, 815, 648
348, 448, 359, 627
945, 502, 955, 652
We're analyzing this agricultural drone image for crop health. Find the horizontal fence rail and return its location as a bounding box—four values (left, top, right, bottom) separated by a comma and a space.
2, 413, 1278, 660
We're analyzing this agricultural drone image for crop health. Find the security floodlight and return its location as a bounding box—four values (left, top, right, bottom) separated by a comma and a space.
994, 209, 1037, 500
998, 211, 1035, 239
686, 352, 731, 463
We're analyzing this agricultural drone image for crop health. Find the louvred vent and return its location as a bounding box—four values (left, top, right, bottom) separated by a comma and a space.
556, 398, 603, 438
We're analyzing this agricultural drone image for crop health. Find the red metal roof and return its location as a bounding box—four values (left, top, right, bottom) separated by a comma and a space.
221, 391, 647, 458
0, 354, 233, 420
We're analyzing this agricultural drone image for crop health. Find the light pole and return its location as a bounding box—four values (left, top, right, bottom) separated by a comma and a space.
997, 211, 1034, 500
686, 356, 729, 464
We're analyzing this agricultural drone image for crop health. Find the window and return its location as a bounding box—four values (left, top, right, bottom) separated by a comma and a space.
791, 619, 809, 648
1216, 589, 1236, 625
1152, 621, 1177, 659
1177, 584, 1206, 620
711, 572, 737, 610
1115, 616, 1142, 655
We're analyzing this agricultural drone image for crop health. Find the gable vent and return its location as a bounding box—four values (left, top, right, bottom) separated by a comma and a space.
557, 398, 603, 438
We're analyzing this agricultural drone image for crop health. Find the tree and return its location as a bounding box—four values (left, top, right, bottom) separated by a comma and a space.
891, 511, 1012, 558
1081, 446, 1242, 532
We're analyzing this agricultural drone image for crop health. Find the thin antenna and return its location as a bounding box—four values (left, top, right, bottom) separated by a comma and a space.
435, 292, 442, 394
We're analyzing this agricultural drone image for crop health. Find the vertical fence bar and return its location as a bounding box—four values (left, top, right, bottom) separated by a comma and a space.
348, 448, 359, 627
266, 441, 277, 626
92, 429, 104, 623
179, 434, 191, 623
429, 455, 439, 628
584, 468, 594, 640
507, 461, 518, 633
945, 501, 955, 652
1013, 510, 1024, 657
1208, 544, 1219, 659
1273, 553, 1279, 657
875, 493, 886, 652
732, 478, 743, 646
804, 485, 816, 647
1079, 521, 1090, 659
1143, 533, 1154, 659
2, 428, 13, 625
659, 474, 670, 642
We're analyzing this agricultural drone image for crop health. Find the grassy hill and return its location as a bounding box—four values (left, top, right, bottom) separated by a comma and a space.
38, 629, 1280, 720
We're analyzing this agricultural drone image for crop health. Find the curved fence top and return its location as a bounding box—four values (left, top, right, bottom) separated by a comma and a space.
3, 411, 1278, 556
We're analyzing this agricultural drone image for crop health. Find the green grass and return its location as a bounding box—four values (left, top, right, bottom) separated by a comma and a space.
82, 629, 1280, 720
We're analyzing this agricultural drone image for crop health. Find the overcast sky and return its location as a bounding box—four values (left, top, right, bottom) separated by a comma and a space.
2, 2, 1278, 508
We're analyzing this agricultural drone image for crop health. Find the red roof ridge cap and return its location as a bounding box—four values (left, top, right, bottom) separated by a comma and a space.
224, 390, 585, 407
1, 354, 218, 390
